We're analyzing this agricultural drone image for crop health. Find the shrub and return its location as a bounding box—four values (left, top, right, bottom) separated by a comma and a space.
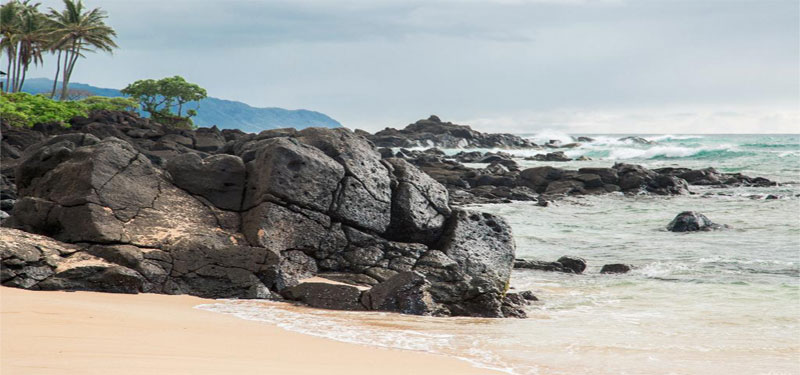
80, 96, 138, 112
1, 92, 85, 127
0, 92, 137, 127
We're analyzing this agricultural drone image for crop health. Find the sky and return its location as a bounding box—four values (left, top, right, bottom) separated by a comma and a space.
25, 0, 800, 133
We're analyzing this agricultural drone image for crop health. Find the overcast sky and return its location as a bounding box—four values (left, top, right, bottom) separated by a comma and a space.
26, 0, 800, 133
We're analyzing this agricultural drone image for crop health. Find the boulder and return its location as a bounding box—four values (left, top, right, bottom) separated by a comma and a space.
667, 211, 724, 232
297, 128, 392, 233
384, 158, 451, 245
501, 292, 530, 318
600, 264, 632, 274
281, 279, 365, 311
544, 180, 585, 195
519, 290, 538, 301
526, 151, 570, 162
361, 271, 442, 315
242, 137, 344, 212
514, 259, 571, 273
519, 166, 565, 189
166, 153, 246, 211
578, 168, 619, 185
436, 209, 515, 317
556, 256, 586, 274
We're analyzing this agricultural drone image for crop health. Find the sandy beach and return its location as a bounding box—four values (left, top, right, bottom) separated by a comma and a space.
0, 287, 498, 375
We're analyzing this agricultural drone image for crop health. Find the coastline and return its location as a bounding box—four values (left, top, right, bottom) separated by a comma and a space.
0, 287, 500, 375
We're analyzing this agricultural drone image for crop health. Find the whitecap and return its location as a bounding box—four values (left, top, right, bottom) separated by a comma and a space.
524, 129, 575, 145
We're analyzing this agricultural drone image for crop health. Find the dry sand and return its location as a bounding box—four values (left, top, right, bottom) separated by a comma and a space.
0, 287, 498, 375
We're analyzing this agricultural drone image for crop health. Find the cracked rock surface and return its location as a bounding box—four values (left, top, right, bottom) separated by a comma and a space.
1, 113, 517, 317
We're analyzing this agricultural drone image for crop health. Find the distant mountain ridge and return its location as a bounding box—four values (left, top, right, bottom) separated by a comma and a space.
21, 78, 341, 132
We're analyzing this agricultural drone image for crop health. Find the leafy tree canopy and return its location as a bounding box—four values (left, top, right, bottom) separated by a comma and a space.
121, 76, 207, 128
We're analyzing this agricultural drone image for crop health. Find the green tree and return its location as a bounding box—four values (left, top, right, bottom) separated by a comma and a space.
121, 75, 207, 128
12, 1, 48, 92
1, 1, 49, 93
47, 0, 117, 100
0, 1, 21, 93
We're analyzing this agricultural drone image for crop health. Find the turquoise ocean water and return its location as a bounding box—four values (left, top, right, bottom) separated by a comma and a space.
199, 133, 800, 375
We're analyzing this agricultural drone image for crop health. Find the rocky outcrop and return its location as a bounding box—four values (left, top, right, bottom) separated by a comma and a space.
1, 114, 520, 318
367, 115, 536, 149
667, 211, 726, 232
381, 148, 775, 205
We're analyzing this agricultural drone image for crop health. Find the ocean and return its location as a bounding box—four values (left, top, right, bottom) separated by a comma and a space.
198, 133, 800, 374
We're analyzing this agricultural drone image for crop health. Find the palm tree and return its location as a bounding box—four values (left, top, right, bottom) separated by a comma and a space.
47, 0, 116, 100
12, 1, 48, 92
0, 1, 21, 93
0, 0, 49, 93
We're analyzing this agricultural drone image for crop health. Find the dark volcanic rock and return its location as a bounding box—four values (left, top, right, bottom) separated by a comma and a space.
556, 256, 587, 274
384, 158, 451, 245
361, 271, 442, 315
2, 117, 519, 318
281, 280, 365, 311
600, 264, 632, 274
667, 211, 725, 232
296, 128, 392, 233
514, 259, 571, 273
525, 151, 571, 162
436, 209, 515, 317
243, 137, 344, 213
501, 292, 530, 318
166, 153, 246, 211
368, 116, 536, 149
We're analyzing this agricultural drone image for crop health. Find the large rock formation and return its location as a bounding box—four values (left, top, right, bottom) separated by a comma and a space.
0, 113, 518, 318
367, 115, 536, 149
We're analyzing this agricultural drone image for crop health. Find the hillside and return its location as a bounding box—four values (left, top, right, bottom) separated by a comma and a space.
21, 78, 341, 132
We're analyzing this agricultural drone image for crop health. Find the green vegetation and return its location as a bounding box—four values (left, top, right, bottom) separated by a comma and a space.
0, 91, 136, 127
0, 2, 212, 130
0, 0, 117, 99
121, 76, 207, 129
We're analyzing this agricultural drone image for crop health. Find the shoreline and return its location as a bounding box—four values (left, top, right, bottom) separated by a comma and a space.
0, 287, 501, 375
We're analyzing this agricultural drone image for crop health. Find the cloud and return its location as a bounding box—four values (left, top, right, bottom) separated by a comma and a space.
27, 0, 799, 134
462, 107, 800, 134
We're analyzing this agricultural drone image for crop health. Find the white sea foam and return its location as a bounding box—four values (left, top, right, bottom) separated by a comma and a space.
603, 144, 738, 160
524, 129, 574, 145
646, 134, 706, 142
195, 301, 516, 374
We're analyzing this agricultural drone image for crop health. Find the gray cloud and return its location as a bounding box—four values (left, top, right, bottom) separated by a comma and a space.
28, 0, 799, 133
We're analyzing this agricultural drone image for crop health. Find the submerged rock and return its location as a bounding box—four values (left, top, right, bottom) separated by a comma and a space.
667, 211, 725, 232
600, 264, 632, 274
556, 256, 587, 274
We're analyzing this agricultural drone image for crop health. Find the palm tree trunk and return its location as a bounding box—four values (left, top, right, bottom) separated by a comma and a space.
59, 45, 73, 100
12, 47, 22, 92
50, 50, 62, 98
19, 60, 28, 91
4, 55, 11, 93
60, 43, 82, 100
